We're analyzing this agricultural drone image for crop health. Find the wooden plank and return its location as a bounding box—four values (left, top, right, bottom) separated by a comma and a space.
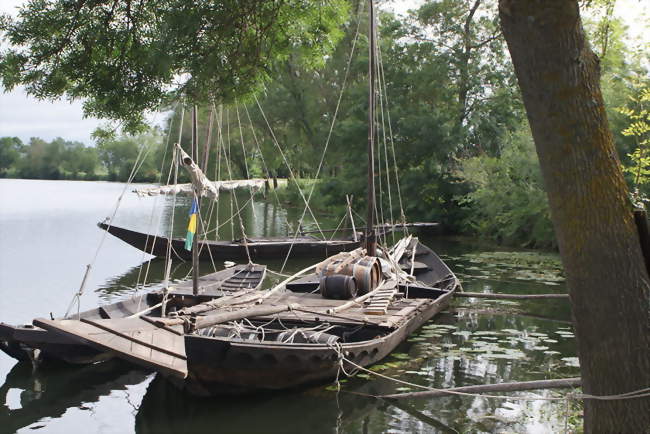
363, 284, 398, 315
378, 300, 425, 328
34, 317, 188, 378
193, 303, 300, 329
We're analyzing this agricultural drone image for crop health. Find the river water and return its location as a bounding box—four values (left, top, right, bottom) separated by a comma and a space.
0, 179, 580, 433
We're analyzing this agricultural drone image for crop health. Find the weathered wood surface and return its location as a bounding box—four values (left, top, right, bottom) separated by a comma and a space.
379, 377, 582, 400
246, 292, 433, 327
193, 303, 301, 329
364, 282, 399, 315
329, 279, 395, 314
98, 222, 360, 261
172, 264, 266, 296
33, 317, 187, 377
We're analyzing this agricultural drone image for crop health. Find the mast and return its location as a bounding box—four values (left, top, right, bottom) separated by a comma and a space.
192, 105, 200, 295
366, 0, 377, 256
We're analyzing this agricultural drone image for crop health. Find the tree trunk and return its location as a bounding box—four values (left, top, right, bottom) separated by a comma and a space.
458, 0, 482, 125
498, 1, 650, 432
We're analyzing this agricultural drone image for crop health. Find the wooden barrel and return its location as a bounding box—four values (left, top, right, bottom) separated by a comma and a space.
320, 256, 381, 295
320, 274, 357, 300
351, 257, 381, 295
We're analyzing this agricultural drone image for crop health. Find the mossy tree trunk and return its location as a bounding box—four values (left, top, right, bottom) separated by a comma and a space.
498, 0, 650, 432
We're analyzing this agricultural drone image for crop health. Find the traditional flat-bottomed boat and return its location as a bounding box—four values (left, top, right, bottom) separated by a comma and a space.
0, 264, 267, 365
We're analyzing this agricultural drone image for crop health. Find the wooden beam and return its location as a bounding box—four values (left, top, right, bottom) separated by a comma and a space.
193, 303, 300, 330
379, 377, 581, 400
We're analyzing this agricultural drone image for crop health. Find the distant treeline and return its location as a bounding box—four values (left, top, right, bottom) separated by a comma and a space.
0, 132, 164, 182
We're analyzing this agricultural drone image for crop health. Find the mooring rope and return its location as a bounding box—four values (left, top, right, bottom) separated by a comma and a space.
327, 343, 650, 404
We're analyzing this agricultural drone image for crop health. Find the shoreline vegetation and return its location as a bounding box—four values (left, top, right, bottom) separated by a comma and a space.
1, 3, 647, 252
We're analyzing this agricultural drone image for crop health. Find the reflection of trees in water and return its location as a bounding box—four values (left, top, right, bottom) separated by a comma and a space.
158, 189, 345, 242
161, 191, 296, 241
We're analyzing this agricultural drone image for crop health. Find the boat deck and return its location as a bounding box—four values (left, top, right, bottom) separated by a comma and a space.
242, 291, 440, 329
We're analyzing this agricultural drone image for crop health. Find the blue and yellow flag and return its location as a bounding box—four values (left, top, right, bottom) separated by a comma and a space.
184, 199, 199, 251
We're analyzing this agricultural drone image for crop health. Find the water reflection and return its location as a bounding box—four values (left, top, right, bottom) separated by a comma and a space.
0, 361, 151, 433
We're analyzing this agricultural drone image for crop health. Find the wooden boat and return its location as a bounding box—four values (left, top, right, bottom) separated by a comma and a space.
97, 222, 361, 261
33, 238, 459, 395
181, 239, 458, 395
0, 264, 267, 365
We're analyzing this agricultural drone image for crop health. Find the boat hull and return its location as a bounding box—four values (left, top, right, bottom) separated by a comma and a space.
181, 288, 455, 395
98, 223, 360, 261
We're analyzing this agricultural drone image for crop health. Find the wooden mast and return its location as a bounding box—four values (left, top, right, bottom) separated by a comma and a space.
192, 105, 200, 295
366, 0, 377, 256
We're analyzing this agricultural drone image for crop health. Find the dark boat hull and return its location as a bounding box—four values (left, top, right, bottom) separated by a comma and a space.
178, 240, 459, 395
182, 288, 455, 395
98, 223, 360, 261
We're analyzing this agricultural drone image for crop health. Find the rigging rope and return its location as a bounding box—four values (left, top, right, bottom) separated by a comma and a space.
160, 103, 186, 313
133, 103, 180, 309
375, 32, 395, 230
242, 103, 291, 230
254, 1, 364, 271
376, 35, 406, 225
327, 344, 650, 406
253, 94, 325, 238
65, 134, 152, 318
223, 108, 253, 264
235, 99, 258, 221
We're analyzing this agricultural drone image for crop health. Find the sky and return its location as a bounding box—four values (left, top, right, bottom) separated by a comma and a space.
0, 0, 648, 146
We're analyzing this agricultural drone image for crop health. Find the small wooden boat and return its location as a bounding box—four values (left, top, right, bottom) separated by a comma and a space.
0, 264, 267, 365
98, 222, 361, 261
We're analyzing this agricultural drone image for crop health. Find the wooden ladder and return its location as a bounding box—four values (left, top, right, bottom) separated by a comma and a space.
364, 281, 398, 315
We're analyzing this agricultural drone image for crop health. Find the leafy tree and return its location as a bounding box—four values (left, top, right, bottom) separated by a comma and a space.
454, 122, 554, 248
0, 136, 22, 177
0, 0, 348, 131
617, 84, 650, 202
95, 129, 163, 182
15, 137, 58, 179
61, 141, 100, 179
414, 0, 523, 151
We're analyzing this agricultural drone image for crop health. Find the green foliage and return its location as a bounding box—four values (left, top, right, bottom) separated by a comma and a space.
583, 11, 650, 186
454, 123, 555, 248
8, 136, 99, 180
95, 129, 164, 182
0, 0, 348, 131
0, 136, 23, 176
14, 0, 649, 253
0, 129, 162, 182
617, 84, 650, 203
